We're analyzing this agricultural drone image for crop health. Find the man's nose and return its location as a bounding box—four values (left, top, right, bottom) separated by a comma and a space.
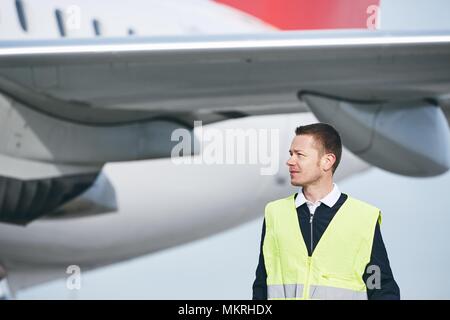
286, 156, 295, 166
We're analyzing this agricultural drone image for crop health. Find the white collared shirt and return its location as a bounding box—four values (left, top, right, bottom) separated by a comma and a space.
295, 183, 341, 215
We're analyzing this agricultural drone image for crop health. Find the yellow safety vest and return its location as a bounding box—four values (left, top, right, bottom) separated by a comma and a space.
263, 194, 381, 300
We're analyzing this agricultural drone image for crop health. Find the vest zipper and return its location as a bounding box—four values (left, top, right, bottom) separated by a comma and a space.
309, 213, 314, 255
304, 256, 312, 299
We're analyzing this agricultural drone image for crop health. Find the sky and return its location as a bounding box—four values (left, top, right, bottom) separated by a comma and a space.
17, 166, 450, 299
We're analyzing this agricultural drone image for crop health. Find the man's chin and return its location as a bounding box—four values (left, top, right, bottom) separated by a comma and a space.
290, 179, 303, 187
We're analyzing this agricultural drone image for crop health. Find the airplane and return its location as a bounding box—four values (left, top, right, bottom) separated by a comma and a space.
0, 0, 450, 298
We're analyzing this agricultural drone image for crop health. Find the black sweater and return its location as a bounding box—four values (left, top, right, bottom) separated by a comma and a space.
252, 193, 400, 300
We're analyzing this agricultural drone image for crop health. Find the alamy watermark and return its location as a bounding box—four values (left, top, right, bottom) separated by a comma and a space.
56, 5, 82, 31
366, 4, 380, 30
66, 265, 82, 290
366, 264, 381, 290
170, 121, 280, 176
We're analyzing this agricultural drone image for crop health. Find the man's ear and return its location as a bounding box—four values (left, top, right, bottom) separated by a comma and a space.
322, 153, 336, 171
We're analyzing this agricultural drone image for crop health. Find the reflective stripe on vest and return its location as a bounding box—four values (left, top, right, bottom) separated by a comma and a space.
268, 284, 304, 299
309, 285, 368, 300
263, 194, 381, 300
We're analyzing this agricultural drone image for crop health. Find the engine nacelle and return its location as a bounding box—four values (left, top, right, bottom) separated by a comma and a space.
300, 92, 450, 177
0, 93, 196, 165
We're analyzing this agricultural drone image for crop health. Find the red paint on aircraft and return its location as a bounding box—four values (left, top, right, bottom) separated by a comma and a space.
214, 0, 380, 30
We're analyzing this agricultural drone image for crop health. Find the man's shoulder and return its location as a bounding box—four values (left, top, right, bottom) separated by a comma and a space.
344, 195, 382, 224
345, 195, 380, 212
264, 194, 296, 211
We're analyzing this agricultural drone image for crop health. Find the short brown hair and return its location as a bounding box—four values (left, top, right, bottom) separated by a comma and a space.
295, 123, 342, 174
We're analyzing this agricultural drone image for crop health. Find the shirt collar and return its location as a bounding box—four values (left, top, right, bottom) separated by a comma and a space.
295, 183, 341, 208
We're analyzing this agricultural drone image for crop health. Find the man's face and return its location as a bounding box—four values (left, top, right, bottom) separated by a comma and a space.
287, 134, 324, 187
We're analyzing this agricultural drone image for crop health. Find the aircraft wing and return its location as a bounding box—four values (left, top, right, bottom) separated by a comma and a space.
1, 29, 450, 126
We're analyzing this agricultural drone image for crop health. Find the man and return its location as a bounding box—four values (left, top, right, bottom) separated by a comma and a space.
252, 123, 400, 300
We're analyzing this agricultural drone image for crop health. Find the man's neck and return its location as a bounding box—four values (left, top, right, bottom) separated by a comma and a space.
302, 179, 334, 203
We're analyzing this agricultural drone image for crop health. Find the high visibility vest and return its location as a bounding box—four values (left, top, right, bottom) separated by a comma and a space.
263, 194, 381, 300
